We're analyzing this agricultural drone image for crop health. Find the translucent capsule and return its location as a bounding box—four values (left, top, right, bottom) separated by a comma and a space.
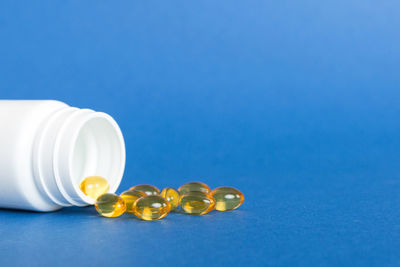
133, 195, 170, 221
211, 187, 244, 211
129, 184, 160, 196
178, 182, 211, 195
179, 191, 215, 215
160, 187, 180, 211
79, 176, 109, 199
120, 190, 146, 213
95, 193, 126, 217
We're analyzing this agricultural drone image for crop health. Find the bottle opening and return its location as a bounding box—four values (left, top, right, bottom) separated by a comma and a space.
69, 113, 126, 204
33, 106, 126, 208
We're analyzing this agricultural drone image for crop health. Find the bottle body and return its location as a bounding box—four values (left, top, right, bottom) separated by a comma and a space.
0, 100, 125, 212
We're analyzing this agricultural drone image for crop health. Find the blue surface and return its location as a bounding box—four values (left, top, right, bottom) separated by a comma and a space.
1, 0, 400, 266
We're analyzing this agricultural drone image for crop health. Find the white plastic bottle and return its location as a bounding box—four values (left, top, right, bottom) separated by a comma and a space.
0, 100, 125, 212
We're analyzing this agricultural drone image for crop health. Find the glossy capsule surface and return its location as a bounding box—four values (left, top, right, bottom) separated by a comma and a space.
95, 193, 126, 217
133, 195, 170, 221
120, 190, 146, 213
178, 182, 211, 195
211, 187, 244, 211
180, 191, 215, 215
129, 184, 160, 196
79, 176, 109, 199
160, 187, 180, 211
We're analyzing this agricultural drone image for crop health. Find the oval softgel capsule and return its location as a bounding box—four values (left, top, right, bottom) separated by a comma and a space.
129, 184, 160, 196
178, 182, 211, 195
211, 187, 244, 211
180, 191, 215, 215
79, 176, 110, 200
160, 187, 180, 211
133, 195, 170, 221
95, 193, 126, 217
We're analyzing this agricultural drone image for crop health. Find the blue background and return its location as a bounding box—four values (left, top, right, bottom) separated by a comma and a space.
1, 1, 400, 266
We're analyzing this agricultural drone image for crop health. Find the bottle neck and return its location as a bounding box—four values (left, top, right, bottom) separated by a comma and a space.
33, 107, 125, 207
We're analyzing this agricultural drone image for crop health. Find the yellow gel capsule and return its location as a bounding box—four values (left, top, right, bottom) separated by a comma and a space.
79, 176, 109, 199
120, 190, 146, 213
179, 191, 215, 215
133, 195, 170, 221
211, 187, 244, 211
178, 182, 211, 195
160, 187, 180, 211
129, 184, 160, 196
95, 193, 126, 217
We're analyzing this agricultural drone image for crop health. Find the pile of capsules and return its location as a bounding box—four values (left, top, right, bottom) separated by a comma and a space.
79, 176, 244, 221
